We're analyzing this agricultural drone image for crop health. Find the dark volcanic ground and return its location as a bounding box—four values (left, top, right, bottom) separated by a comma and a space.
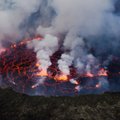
0, 88, 120, 120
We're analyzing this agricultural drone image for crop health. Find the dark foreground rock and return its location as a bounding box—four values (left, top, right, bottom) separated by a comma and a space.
0, 88, 120, 120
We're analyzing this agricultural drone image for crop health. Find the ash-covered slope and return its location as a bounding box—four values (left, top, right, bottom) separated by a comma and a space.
0, 88, 119, 120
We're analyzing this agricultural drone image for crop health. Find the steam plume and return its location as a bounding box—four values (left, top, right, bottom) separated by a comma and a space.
0, 0, 120, 95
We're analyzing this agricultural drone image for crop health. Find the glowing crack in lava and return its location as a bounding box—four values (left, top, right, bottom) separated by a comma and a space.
0, 35, 109, 96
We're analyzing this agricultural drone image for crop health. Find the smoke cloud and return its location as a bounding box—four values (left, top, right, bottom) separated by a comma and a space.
0, 0, 120, 94
27, 34, 58, 70
36, 0, 120, 76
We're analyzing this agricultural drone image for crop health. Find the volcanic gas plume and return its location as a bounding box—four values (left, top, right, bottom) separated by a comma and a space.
0, 0, 120, 96
0, 34, 109, 96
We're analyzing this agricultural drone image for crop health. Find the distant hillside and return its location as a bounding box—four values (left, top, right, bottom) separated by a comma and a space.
0, 88, 120, 120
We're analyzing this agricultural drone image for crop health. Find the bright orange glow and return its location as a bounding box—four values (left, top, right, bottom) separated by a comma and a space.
98, 68, 108, 77
35, 62, 69, 82
85, 72, 94, 78
36, 70, 48, 77
73, 81, 79, 85
84, 68, 108, 78
17, 35, 43, 46
55, 74, 68, 81
36, 63, 40, 67
34, 36, 43, 40
35, 69, 68, 82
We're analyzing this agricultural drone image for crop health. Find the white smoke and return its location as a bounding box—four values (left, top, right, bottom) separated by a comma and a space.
51, 0, 114, 35
58, 36, 98, 75
27, 34, 58, 70
32, 77, 46, 89
75, 85, 82, 92
58, 54, 73, 75
36, 0, 120, 75
0, 0, 120, 93
0, 0, 41, 46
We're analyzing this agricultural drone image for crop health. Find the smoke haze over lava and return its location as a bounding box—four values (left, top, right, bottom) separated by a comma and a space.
0, 0, 120, 96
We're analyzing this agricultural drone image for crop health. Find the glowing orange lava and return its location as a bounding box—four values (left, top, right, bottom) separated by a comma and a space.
0, 35, 111, 95
85, 72, 94, 78
35, 62, 68, 81
54, 74, 68, 82
98, 68, 108, 77
36, 70, 48, 77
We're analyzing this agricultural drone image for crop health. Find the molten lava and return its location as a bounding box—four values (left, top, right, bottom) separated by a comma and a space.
0, 36, 109, 95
